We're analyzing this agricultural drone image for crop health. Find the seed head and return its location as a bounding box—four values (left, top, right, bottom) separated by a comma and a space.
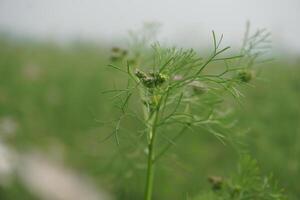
111, 47, 121, 52
110, 47, 128, 62
208, 176, 223, 191
135, 69, 168, 88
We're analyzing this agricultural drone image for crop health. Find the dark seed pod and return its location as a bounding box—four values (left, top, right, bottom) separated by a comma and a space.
110, 55, 120, 62
135, 69, 148, 79
152, 72, 168, 87
208, 176, 223, 191
111, 47, 121, 52
143, 77, 156, 88
122, 50, 128, 56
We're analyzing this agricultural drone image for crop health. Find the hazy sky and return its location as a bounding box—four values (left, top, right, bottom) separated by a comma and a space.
0, 0, 299, 53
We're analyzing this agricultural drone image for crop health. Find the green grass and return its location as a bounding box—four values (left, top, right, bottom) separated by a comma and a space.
0, 37, 299, 199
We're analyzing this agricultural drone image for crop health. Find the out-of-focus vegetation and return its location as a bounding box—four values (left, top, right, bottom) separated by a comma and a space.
0, 37, 299, 199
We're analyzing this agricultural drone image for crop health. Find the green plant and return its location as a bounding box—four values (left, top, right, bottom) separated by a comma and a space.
194, 155, 287, 200
104, 24, 271, 200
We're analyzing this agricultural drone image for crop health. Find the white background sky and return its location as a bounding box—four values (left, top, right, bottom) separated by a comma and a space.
0, 0, 299, 53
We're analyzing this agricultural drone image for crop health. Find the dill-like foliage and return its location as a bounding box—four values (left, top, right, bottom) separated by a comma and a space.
194, 155, 287, 200
103, 24, 273, 200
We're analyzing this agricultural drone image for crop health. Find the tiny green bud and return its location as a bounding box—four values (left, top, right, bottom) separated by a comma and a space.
135, 69, 147, 79
231, 185, 241, 197
155, 73, 168, 86
237, 69, 254, 83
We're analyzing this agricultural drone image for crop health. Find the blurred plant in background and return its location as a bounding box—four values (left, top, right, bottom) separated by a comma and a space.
194, 155, 286, 200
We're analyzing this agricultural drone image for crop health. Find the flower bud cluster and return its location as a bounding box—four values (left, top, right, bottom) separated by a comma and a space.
110, 47, 128, 62
135, 69, 168, 88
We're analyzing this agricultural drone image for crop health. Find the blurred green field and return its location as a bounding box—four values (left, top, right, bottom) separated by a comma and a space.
0, 37, 299, 199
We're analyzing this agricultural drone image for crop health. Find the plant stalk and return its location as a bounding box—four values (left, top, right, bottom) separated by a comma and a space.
144, 110, 159, 200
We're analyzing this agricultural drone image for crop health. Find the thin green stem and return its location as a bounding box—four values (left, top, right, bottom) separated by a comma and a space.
144, 109, 159, 200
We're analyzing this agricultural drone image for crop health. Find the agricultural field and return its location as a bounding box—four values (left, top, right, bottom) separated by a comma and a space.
0, 35, 299, 200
